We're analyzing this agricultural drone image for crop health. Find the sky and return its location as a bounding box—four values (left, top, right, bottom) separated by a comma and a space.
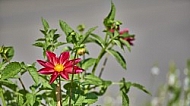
0, 0, 190, 105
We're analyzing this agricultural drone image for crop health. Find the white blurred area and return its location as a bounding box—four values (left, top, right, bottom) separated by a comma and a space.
0, 0, 190, 105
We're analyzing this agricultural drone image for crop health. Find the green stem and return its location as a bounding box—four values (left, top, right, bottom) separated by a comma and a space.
56, 76, 62, 106
98, 53, 109, 78
18, 78, 26, 90
0, 87, 6, 106
69, 52, 77, 106
92, 35, 116, 75
92, 48, 106, 75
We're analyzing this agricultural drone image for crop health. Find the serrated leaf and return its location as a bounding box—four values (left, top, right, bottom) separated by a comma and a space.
27, 66, 39, 84
120, 38, 131, 52
41, 18, 49, 31
0, 79, 17, 91
1, 62, 21, 79
81, 58, 96, 70
59, 20, 74, 36
106, 48, 127, 69
132, 83, 151, 95
90, 33, 105, 48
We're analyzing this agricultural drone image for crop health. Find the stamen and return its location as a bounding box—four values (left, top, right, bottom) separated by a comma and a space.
54, 64, 64, 72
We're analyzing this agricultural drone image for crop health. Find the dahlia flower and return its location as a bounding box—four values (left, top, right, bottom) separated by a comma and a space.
37, 51, 83, 84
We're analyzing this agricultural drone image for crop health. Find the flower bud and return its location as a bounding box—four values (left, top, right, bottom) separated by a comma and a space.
77, 48, 86, 56
77, 24, 85, 32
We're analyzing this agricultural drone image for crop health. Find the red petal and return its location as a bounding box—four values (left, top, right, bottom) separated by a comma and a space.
37, 60, 54, 68
59, 51, 69, 64
60, 72, 69, 80
49, 72, 59, 84
38, 68, 54, 74
64, 58, 81, 67
64, 66, 83, 74
119, 28, 129, 35
46, 51, 57, 64
74, 66, 83, 73
71, 58, 81, 65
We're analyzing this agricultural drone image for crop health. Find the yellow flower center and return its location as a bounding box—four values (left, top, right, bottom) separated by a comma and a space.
54, 64, 64, 72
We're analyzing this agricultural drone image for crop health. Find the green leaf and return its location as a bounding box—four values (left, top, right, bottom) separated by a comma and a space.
102, 80, 112, 87
81, 58, 96, 70
24, 93, 36, 106
120, 78, 132, 94
103, 1, 116, 27
35, 38, 45, 41
0, 46, 14, 62
83, 92, 98, 104
33, 42, 44, 48
74, 95, 86, 105
27, 66, 39, 84
41, 18, 49, 31
84, 74, 102, 86
120, 38, 131, 52
120, 78, 130, 106
1, 62, 21, 80
39, 75, 53, 89
54, 42, 66, 47
90, 33, 105, 48
79, 26, 98, 44
106, 48, 127, 69
17, 94, 24, 106
53, 34, 60, 41
0, 79, 17, 91
122, 91, 129, 106
59, 20, 74, 36
113, 39, 124, 50
132, 83, 151, 95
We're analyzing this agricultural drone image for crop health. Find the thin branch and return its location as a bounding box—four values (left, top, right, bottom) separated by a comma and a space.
18, 78, 26, 90
98, 53, 109, 78
69, 52, 77, 106
56, 76, 62, 106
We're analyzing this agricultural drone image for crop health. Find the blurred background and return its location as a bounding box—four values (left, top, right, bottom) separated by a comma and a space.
0, 0, 190, 105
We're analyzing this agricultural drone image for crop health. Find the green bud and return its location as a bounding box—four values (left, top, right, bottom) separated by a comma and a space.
77, 24, 85, 32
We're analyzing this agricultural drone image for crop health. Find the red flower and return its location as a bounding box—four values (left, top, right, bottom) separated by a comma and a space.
37, 51, 83, 84
119, 28, 135, 46
109, 28, 135, 46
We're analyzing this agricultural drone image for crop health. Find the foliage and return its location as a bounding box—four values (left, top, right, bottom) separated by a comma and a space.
147, 60, 190, 106
0, 1, 149, 106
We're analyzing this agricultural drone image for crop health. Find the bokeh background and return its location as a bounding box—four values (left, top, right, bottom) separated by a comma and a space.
0, 0, 190, 105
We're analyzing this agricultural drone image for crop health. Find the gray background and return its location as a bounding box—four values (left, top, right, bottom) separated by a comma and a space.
0, 0, 190, 105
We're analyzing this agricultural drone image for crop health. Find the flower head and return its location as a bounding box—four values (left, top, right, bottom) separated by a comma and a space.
119, 28, 135, 46
109, 28, 135, 46
37, 51, 83, 84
